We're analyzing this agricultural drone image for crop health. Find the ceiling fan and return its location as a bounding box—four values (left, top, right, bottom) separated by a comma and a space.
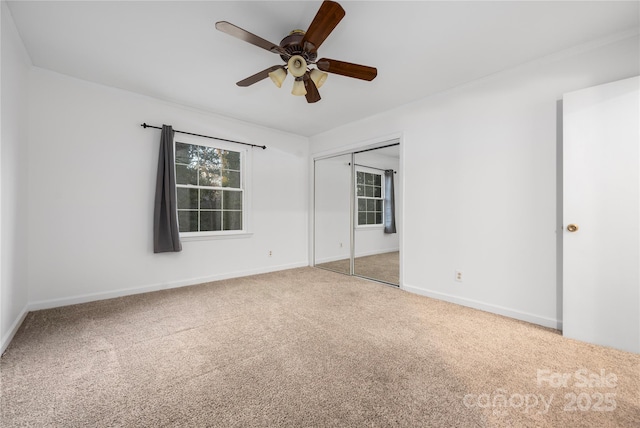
215, 0, 377, 103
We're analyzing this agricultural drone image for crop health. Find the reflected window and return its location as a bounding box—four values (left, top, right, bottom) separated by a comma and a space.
356, 171, 383, 226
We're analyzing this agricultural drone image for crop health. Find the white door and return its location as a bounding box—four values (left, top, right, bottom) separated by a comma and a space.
563, 76, 640, 354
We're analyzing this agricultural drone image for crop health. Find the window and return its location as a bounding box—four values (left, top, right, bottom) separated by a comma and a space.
175, 140, 245, 235
356, 170, 383, 226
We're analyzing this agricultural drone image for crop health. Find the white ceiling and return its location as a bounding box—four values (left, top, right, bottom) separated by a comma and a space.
7, 1, 639, 137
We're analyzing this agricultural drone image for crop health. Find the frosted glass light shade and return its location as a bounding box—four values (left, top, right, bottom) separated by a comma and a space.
291, 79, 307, 96
310, 69, 328, 88
268, 67, 287, 88
287, 55, 307, 78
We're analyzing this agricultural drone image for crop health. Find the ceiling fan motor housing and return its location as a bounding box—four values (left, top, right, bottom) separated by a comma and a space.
279, 31, 317, 63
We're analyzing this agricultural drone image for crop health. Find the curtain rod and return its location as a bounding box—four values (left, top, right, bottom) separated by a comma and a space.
354, 142, 399, 154
141, 123, 266, 150
349, 162, 397, 174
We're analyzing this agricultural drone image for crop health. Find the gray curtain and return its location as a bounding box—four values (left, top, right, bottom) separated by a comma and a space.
384, 169, 397, 234
153, 125, 182, 253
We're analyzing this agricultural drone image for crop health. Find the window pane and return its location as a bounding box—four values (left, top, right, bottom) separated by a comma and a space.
178, 211, 198, 232
367, 199, 375, 211
200, 211, 222, 231
374, 174, 382, 186
223, 191, 242, 210
177, 187, 198, 209
222, 170, 241, 188
374, 186, 381, 198
375, 212, 382, 224
199, 167, 221, 187
199, 147, 222, 187
223, 211, 242, 230
358, 198, 366, 212
357, 172, 364, 184
175, 143, 196, 165
358, 212, 366, 225
176, 164, 197, 185
357, 184, 365, 196
365, 185, 373, 197
223, 151, 241, 171
376, 199, 383, 212
199, 146, 221, 167
365, 173, 375, 185
367, 212, 375, 224
200, 189, 222, 209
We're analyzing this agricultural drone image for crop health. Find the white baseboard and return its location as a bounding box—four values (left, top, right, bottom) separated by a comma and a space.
315, 249, 400, 265
28, 261, 309, 312
355, 248, 399, 258
6, 266, 560, 355
314, 254, 351, 264
402, 283, 562, 330
1, 304, 29, 356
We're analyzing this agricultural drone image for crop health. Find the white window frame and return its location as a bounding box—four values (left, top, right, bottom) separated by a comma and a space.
355, 168, 384, 229
174, 134, 252, 241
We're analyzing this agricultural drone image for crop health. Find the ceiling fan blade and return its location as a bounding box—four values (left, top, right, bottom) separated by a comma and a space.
316, 58, 377, 81
236, 65, 282, 87
301, 1, 345, 51
303, 73, 321, 103
215, 21, 286, 56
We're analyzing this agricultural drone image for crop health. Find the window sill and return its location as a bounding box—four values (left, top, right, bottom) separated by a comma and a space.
180, 231, 253, 242
356, 225, 385, 231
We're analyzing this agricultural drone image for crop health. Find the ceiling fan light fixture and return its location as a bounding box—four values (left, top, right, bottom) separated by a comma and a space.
216, 1, 377, 103
268, 67, 287, 88
310, 68, 328, 88
287, 55, 307, 78
292, 78, 307, 96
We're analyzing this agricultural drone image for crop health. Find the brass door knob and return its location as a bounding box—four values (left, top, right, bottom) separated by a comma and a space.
567, 224, 579, 232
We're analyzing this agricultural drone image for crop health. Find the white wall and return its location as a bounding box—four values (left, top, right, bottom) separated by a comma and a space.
26, 68, 309, 308
310, 35, 640, 329
1, 1, 31, 352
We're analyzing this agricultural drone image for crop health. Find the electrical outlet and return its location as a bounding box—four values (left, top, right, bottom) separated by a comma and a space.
268, 250, 273, 257
455, 270, 463, 282
339, 242, 343, 248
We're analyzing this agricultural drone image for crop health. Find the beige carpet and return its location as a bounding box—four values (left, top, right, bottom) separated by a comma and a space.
316, 251, 399, 285
1, 267, 638, 427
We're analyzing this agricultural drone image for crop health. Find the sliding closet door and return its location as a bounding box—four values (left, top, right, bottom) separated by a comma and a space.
353, 145, 400, 285
314, 154, 352, 275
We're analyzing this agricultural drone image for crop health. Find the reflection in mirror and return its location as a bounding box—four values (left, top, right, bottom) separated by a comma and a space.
314, 154, 352, 275
353, 145, 400, 285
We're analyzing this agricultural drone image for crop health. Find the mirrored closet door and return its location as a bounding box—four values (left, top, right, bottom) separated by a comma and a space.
314, 153, 352, 276
314, 143, 400, 286
352, 146, 400, 285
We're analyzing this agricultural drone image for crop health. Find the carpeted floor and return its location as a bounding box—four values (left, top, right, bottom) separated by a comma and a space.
316, 251, 399, 285
1, 267, 638, 427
